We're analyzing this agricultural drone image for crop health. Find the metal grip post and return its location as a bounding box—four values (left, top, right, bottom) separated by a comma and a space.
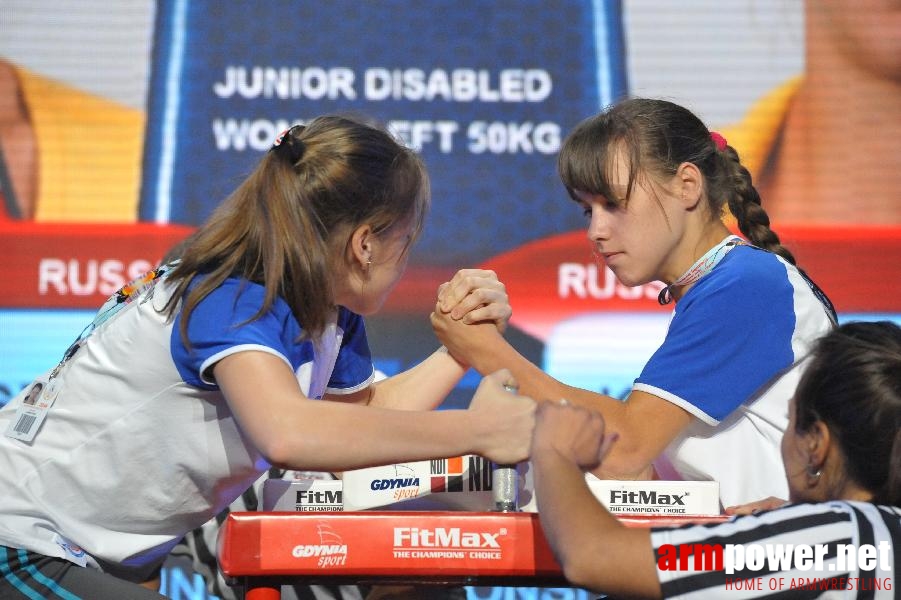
492, 464, 519, 512
493, 383, 521, 512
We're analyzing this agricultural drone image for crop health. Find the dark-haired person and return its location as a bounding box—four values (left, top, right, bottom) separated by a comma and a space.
532, 320, 900, 598
433, 98, 836, 508
0, 116, 536, 598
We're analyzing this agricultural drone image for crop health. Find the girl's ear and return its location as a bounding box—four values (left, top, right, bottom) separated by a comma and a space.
349, 224, 373, 268
676, 161, 703, 209
806, 420, 832, 467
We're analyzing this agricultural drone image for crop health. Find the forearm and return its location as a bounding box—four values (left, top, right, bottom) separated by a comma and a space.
455, 330, 592, 405
218, 349, 533, 472
459, 335, 650, 473
533, 452, 661, 597
272, 401, 484, 471
458, 328, 702, 480
369, 347, 468, 411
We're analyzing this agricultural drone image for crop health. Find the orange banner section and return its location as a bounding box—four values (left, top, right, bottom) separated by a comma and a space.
218, 511, 728, 583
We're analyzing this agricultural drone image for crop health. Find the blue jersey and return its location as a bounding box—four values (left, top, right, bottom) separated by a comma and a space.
635, 246, 834, 507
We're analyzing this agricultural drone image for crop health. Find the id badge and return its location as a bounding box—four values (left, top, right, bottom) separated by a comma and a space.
4, 378, 57, 443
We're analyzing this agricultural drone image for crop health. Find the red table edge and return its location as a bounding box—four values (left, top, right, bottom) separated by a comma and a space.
217, 510, 730, 591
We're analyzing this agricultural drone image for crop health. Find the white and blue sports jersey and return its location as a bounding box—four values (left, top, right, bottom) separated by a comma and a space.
0, 269, 373, 577
635, 245, 834, 508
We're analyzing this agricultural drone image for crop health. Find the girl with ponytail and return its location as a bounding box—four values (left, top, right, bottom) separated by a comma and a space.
0, 115, 536, 597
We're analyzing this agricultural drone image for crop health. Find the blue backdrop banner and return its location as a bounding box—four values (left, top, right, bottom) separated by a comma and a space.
139, 0, 628, 267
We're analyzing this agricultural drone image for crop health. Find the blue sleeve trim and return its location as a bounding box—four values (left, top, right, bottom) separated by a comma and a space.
632, 383, 719, 426
171, 278, 303, 389
197, 344, 292, 386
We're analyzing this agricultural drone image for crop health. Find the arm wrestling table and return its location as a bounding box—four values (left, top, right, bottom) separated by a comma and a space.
218, 511, 729, 599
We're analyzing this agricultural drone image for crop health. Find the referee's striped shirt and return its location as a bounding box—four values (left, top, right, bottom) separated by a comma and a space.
650, 500, 900, 599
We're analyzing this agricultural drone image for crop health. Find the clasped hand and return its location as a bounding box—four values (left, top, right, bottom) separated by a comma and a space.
532, 399, 619, 472
431, 268, 510, 366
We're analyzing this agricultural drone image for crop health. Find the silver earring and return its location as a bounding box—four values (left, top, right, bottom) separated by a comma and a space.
806, 463, 822, 484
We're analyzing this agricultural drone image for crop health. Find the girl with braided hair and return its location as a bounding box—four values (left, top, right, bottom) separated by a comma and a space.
432, 98, 836, 509
0, 114, 535, 598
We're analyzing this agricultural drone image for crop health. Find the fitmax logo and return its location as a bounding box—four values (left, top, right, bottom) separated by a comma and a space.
393, 527, 503, 548
610, 490, 687, 505
296, 490, 342, 504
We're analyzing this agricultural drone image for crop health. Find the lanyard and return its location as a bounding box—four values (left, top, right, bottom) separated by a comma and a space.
49, 265, 170, 378
658, 235, 746, 305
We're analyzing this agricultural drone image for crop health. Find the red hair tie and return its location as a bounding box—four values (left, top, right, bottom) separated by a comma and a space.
710, 131, 728, 151
272, 128, 291, 148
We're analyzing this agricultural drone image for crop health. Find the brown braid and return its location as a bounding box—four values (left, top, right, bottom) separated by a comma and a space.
721, 146, 797, 265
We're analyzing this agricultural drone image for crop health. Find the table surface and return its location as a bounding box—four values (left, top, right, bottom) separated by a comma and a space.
218, 510, 729, 587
